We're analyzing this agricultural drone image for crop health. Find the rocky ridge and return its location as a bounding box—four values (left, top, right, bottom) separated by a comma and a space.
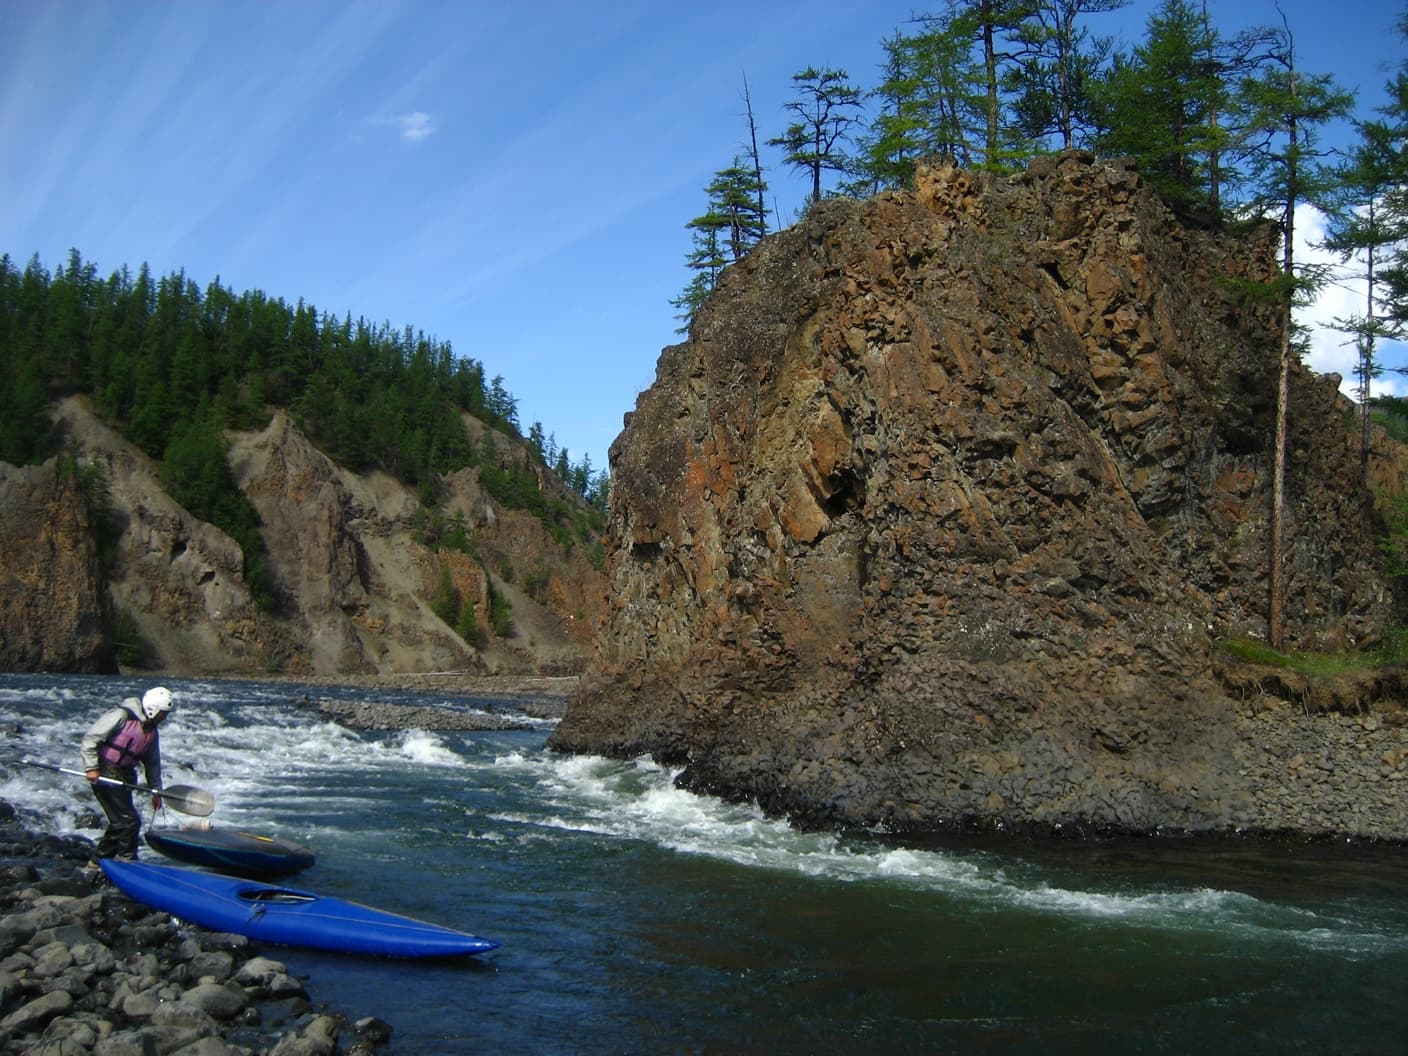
551, 153, 1408, 841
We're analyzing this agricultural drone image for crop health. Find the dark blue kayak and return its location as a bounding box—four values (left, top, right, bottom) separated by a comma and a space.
145, 826, 316, 878
101, 858, 500, 958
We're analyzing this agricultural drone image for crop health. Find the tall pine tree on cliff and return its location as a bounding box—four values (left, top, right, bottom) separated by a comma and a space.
846, 10, 987, 192
957, 0, 1039, 169
1372, 7, 1408, 336
1089, 0, 1225, 214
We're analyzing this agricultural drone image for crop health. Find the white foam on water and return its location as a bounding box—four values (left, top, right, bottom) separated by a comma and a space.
484, 746, 1408, 956
390, 729, 463, 767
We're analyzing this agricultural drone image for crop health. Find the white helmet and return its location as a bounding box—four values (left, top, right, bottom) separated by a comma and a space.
141, 686, 173, 720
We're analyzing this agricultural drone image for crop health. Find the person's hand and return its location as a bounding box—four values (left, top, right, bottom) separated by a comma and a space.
85, 769, 99, 783
151, 794, 162, 810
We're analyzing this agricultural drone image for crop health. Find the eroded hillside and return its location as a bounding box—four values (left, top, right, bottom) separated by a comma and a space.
0, 397, 605, 678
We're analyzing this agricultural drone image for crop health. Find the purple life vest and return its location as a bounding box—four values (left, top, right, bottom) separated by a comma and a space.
98, 716, 155, 769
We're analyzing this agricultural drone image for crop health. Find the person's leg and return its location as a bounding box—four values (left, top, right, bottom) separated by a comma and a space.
93, 769, 140, 859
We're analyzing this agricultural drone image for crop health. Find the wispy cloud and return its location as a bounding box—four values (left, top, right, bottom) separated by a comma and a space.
375, 110, 436, 143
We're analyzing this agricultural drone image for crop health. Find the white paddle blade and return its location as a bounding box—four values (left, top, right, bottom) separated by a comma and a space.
161, 785, 215, 817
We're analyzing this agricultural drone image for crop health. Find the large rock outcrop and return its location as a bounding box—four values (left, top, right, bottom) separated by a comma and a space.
551, 153, 1406, 839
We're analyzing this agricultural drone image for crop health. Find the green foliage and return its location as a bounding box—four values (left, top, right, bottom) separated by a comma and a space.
1218, 636, 1295, 668
0, 256, 59, 465
675, 0, 1384, 271
1088, 0, 1227, 212
1369, 49, 1408, 329
847, 11, 989, 192
1377, 483, 1408, 580
1371, 397, 1408, 445
673, 159, 769, 333
59, 453, 122, 570
1008, 1, 1129, 152
523, 564, 551, 603
769, 66, 866, 204
1219, 633, 1408, 675
455, 595, 482, 646
412, 505, 481, 559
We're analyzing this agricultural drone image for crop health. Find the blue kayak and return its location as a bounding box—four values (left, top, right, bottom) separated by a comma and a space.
101, 858, 499, 958
145, 826, 316, 878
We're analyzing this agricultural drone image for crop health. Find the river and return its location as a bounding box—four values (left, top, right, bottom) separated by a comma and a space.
2, 674, 1405, 1054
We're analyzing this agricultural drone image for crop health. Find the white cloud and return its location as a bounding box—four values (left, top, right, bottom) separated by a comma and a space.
372, 110, 436, 143
1296, 202, 1408, 401
397, 111, 436, 141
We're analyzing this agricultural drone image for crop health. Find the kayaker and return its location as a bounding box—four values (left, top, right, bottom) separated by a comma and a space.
79, 686, 174, 860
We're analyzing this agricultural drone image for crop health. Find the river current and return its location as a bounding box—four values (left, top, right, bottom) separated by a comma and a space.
2, 674, 1405, 1054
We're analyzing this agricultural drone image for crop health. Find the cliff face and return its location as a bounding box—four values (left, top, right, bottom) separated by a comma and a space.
0, 397, 605, 678
0, 459, 113, 673
551, 153, 1404, 838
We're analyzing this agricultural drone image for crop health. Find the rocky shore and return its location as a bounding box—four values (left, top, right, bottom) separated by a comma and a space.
1231, 699, 1408, 841
0, 802, 385, 1056
298, 689, 566, 732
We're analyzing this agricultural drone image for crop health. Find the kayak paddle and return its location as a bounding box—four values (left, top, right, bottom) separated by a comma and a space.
10, 758, 215, 817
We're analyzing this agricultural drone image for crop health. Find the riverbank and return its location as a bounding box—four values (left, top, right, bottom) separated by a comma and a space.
0, 802, 383, 1056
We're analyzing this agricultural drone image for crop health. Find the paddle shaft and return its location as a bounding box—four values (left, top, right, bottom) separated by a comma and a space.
10, 758, 215, 816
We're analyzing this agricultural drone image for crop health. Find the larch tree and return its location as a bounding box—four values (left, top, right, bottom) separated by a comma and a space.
846, 10, 988, 194
769, 66, 865, 203
670, 159, 767, 333
951, 0, 1040, 169
1373, 11, 1408, 333
1321, 115, 1407, 474
1008, 0, 1128, 151
1089, 0, 1225, 214
1236, 15, 1353, 648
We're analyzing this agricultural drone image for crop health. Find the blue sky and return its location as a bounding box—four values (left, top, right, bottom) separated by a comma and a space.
2, 1, 1404, 476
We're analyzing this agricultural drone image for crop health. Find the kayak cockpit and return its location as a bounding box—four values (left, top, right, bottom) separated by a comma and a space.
238, 888, 317, 905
